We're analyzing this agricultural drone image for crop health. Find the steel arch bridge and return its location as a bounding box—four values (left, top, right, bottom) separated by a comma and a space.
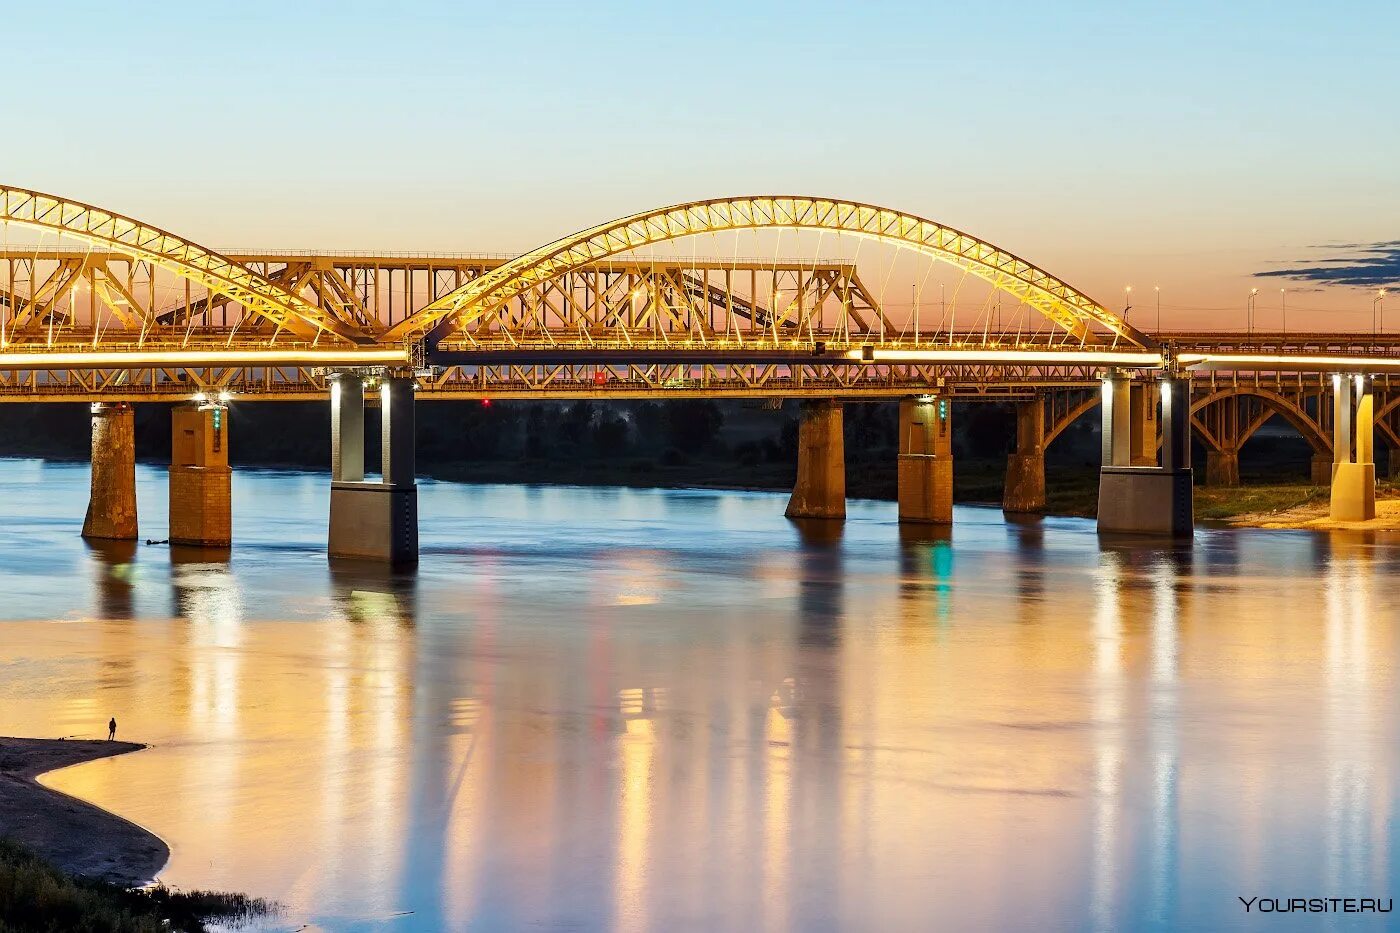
0, 186, 360, 343
4, 185, 1400, 411
383, 195, 1156, 349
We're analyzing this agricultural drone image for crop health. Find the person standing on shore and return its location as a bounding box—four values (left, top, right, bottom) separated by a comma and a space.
107, 718, 116, 741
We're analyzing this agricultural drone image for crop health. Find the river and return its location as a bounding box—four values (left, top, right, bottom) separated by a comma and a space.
0, 459, 1396, 931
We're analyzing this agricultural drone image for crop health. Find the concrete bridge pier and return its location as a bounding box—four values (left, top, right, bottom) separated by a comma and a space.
785, 399, 845, 520
898, 396, 953, 523
1311, 452, 1333, 486
1003, 397, 1046, 513
168, 402, 231, 547
1329, 374, 1376, 521
1205, 449, 1241, 487
328, 373, 419, 566
82, 403, 138, 540
1096, 373, 1193, 537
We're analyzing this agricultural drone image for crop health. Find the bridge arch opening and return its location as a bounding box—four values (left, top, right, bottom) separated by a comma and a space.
1189, 387, 1332, 486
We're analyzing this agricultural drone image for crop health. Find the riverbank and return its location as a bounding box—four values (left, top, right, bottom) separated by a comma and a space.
0, 737, 167, 886
1220, 487, 1400, 531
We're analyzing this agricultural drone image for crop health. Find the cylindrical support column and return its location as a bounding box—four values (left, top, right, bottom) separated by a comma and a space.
1204, 450, 1240, 487
381, 376, 416, 485
168, 402, 231, 547
330, 373, 365, 482
898, 396, 953, 524
1101, 371, 1134, 467
82, 403, 138, 540
1129, 382, 1159, 466
1332, 372, 1353, 468
1003, 398, 1045, 513
785, 399, 846, 520
1355, 377, 1374, 466
1330, 374, 1376, 521
329, 374, 419, 566
1159, 377, 1191, 472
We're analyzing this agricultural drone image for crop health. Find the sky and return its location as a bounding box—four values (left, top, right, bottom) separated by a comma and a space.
2, 0, 1397, 330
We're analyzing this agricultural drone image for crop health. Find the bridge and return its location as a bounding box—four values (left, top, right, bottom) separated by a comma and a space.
1, 186, 1394, 563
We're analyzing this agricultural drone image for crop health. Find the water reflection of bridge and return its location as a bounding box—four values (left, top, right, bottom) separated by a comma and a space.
56, 508, 1397, 928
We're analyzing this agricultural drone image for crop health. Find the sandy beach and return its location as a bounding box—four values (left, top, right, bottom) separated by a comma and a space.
1224, 496, 1400, 532
0, 737, 168, 887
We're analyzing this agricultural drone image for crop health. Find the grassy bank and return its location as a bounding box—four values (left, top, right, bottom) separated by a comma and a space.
0, 838, 270, 932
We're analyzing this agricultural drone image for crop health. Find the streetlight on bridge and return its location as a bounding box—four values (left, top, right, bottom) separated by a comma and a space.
1280, 288, 1286, 334
1248, 288, 1258, 335
1376, 289, 1387, 334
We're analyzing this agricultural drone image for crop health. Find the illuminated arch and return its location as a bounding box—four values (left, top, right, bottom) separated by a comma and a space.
1040, 385, 1335, 455
1189, 387, 1331, 454
1045, 394, 1102, 446
383, 196, 1153, 348
0, 186, 362, 342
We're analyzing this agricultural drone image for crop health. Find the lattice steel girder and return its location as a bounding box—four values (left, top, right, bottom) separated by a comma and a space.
383, 196, 1155, 348
2, 362, 1386, 404
0, 186, 362, 342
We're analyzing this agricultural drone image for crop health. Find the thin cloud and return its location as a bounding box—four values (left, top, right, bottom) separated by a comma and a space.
1256, 241, 1400, 288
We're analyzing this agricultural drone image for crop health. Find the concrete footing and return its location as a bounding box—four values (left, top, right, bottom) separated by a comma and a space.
1097, 467, 1195, 536
1204, 449, 1240, 487
169, 404, 231, 546
169, 467, 232, 546
897, 397, 952, 523
1330, 462, 1376, 521
785, 399, 845, 520
1003, 453, 1047, 513
82, 404, 138, 540
329, 482, 419, 565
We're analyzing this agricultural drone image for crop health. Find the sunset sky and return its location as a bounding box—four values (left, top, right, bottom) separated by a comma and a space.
4, 0, 1397, 330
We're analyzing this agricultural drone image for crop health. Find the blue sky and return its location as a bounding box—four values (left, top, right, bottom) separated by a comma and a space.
3, 0, 1397, 327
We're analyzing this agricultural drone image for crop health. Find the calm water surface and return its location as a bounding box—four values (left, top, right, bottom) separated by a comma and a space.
0, 459, 1397, 931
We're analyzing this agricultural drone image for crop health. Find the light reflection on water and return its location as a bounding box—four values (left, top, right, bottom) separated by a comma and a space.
0, 460, 1396, 930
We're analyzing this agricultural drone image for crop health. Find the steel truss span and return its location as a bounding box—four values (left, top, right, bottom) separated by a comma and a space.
0, 186, 358, 342
4, 186, 1400, 404
383, 195, 1155, 348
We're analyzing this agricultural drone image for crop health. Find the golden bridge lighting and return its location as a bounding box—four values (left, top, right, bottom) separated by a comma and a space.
846, 348, 1163, 367
1178, 352, 1400, 373
0, 347, 408, 371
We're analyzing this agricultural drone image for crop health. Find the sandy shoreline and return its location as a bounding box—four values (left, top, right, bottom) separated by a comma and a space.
1223, 497, 1400, 532
0, 737, 169, 887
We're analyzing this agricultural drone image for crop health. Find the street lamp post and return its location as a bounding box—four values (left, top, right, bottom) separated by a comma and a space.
1376, 289, 1387, 335
1155, 285, 1161, 332
1248, 288, 1258, 335
912, 283, 919, 343
1280, 288, 1286, 335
